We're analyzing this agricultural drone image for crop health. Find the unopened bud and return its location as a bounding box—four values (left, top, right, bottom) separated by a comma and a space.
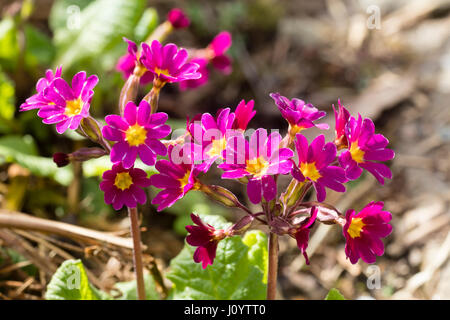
199, 184, 239, 208
80, 117, 102, 143
167, 8, 190, 29
53, 152, 70, 167
230, 215, 254, 234
69, 147, 107, 162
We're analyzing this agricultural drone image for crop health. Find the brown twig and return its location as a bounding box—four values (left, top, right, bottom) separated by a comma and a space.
0, 210, 139, 250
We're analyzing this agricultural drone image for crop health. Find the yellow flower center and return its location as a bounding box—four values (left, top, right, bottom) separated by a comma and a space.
289, 124, 305, 136
154, 67, 171, 77
347, 217, 365, 238
206, 137, 226, 158
64, 98, 83, 117
114, 172, 133, 191
300, 162, 321, 182
179, 171, 191, 189
349, 142, 365, 163
246, 156, 269, 178
125, 124, 147, 147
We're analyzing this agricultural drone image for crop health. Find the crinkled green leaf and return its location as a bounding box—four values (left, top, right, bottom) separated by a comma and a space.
113, 274, 160, 300
242, 230, 268, 283
167, 216, 267, 300
325, 288, 346, 300
46, 260, 111, 300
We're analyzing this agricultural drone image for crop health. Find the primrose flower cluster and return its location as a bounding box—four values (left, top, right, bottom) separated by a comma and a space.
19, 8, 395, 271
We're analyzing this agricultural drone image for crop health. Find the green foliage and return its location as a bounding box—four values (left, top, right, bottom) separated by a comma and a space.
134, 8, 159, 42
24, 25, 55, 67
0, 70, 16, 133
113, 274, 160, 300
50, 0, 146, 69
0, 17, 19, 70
0, 247, 37, 276
0, 135, 73, 186
166, 215, 268, 300
45, 260, 111, 300
46, 259, 161, 300
325, 288, 346, 300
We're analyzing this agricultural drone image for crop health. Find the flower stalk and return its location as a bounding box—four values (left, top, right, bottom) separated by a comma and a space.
267, 232, 279, 300
128, 206, 146, 300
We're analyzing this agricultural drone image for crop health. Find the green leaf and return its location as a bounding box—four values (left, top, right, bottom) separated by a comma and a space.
242, 230, 268, 283
0, 17, 19, 70
0, 135, 73, 185
325, 288, 346, 300
113, 274, 160, 300
0, 71, 15, 121
0, 247, 37, 276
166, 216, 268, 300
134, 8, 159, 42
46, 259, 110, 300
24, 24, 55, 67
50, 0, 145, 69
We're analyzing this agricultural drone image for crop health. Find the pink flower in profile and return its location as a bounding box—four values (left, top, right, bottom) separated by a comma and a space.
100, 163, 151, 210
179, 31, 232, 90
185, 214, 231, 269
189, 108, 236, 170
270, 93, 329, 134
102, 100, 170, 169
232, 99, 256, 131
179, 58, 209, 90
292, 134, 346, 202
343, 201, 392, 264
149, 144, 204, 211
289, 207, 318, 265
339, 115, 395, 184
167, 8, 190, 29
140, 40, 201, 83
116, 38, 154, 85
219, 129, 294, 204
34, 71, 98, 134
333, 99, 351, 149
208, 31, 232, 74
20, 66, 62, 111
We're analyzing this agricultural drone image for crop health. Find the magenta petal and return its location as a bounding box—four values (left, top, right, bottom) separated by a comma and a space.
53, 78, 75, 101
102, 126, 124, 141
262, 175, 277, 201
247, 178, 262, 204
71, 71, 87, 97
138, 144, 157, 166
137, 100, 151, 126
124, 102, 137, 125
110, 141, 129, 163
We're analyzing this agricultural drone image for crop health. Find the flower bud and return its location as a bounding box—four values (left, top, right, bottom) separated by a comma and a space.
53, 152, 70, 167
80, 117, 102, 144
167, 8, 190, 29
199, 184, 239, 208
230, 215, 254, 234
69, 147, 108, 162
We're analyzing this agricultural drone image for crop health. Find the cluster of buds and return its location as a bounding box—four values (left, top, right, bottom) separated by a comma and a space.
19, 7, 394, 271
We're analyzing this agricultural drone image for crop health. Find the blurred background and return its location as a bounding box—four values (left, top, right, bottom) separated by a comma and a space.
0, 0, 449, 300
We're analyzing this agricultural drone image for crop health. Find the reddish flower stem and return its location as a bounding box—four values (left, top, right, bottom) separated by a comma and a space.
128, 206, 146, 300
266, 232, 278, 300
